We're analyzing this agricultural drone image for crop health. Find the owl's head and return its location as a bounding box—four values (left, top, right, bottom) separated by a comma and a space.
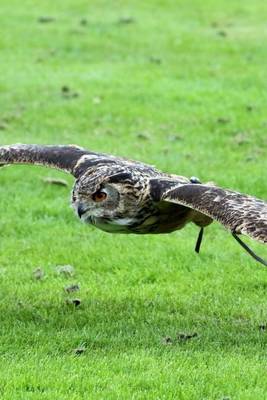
72, 166, 149, 228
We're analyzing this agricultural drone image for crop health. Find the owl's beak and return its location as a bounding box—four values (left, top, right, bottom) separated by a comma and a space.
77, 205, 86, 219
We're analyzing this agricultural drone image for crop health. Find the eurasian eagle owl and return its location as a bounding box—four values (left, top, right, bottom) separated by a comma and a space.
0, 144, 266, 266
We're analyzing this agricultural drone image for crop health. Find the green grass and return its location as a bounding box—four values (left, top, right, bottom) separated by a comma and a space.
0, 0, 267, 398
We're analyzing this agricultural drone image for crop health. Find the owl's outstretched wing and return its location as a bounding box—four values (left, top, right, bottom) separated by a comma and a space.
0, 144, 104, 177
150, 180, 267, 265
162, 183, 267, 244
0, 144, 154, 178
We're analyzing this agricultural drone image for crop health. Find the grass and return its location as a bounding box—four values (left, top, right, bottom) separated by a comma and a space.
0, 0, 267, 398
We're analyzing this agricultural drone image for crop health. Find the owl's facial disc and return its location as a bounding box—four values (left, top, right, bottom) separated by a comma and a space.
71, 168, 148, 231
73, 182, 121, 222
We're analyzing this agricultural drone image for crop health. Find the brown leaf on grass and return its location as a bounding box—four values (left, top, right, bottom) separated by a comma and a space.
217, 30, 227, 37
56, 265, 75, 277
163, 147, 170, 155
117, 16, 135, 24
92, 96, 102, 104
136, 132, 151, 141
73, 345, 86, 355
177, 332, 198, 341
66, 298, 81, 307
33, 268, 45, 280
61, 86, 70, 94
259, 324, 267, 331
80, 18, 88, 26
245, 155, 255, 162
38, 16, 55, 23
217, 117, 230, 124
2, 111, 22, 123
233, 132, 250, 145
167, 134, 183, 142
211, 22, 219, 28
0, 123, 8, 130
72, 299, 81, 307
42, 177, 68, 187
64, 284, 80, 293
162, 332, 198, 345
61, 86, 79, 99
162, 336, 173, 345
149, 56, 162, 64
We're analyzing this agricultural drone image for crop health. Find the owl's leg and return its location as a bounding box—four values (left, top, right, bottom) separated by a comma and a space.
232, 233, 267, 267
190, 176, 207, 254
195, 227, 204, 253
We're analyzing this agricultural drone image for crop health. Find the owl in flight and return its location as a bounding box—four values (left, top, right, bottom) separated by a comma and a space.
0, 144, 266, 266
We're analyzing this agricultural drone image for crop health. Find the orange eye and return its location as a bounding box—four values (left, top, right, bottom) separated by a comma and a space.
92, 191, 107, 202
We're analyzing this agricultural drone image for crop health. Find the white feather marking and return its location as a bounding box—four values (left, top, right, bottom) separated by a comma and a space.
214, 195, 222, 202
110, 218, 135, 226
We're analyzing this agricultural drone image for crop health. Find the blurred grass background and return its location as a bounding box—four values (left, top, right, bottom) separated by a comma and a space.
0, 0, 267, 398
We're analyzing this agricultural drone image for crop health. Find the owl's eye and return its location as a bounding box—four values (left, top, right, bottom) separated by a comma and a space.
92, 190, 107, 202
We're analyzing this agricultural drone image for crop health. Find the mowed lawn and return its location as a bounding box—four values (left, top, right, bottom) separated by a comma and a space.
0, 0, 267, 398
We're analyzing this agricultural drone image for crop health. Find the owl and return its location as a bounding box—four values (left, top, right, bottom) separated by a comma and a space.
0, 144, 266, 266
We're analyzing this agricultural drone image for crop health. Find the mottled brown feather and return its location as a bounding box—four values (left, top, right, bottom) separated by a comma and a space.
0, 144, 94, 176
162, 184, 267, 244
